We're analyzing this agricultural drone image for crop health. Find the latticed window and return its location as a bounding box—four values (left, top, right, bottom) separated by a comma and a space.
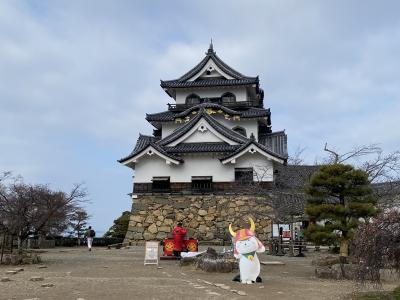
152, 177, 170, 192
191, 176, 213, 192
186, 94, 201, 105
235, 168, 253, 183
221, 92, 236, 104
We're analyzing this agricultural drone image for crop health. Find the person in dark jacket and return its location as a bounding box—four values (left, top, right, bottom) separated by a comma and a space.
86, 226, 96, 251
172, 222, 187, 257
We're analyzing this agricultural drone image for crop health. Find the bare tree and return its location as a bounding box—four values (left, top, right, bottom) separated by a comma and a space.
288, 146, 306, 166
323, 143, 400, 207
0, 173, 88, 250
352, 209, 400, 284
323, 143, 400, 182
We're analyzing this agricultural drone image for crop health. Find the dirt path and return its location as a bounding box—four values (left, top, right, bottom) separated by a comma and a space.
0, 247, 396, 300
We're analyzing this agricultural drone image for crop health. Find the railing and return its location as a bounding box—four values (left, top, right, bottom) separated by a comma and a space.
167, 99, 262, 111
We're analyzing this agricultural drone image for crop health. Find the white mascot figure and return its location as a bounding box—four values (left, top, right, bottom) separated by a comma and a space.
229, 218, 265, 284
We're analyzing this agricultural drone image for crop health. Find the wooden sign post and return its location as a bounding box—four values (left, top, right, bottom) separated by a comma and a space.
144, 241, 159, 266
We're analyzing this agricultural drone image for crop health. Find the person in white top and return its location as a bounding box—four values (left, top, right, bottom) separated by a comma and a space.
86, 226, 96, 251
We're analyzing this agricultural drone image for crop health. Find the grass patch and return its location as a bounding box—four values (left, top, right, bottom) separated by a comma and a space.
352, 286, 400, 300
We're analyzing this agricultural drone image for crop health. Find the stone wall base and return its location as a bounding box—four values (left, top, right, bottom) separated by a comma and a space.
124, 194, 273, 244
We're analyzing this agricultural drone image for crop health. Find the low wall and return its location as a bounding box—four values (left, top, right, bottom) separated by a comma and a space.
124, 194, 273, 244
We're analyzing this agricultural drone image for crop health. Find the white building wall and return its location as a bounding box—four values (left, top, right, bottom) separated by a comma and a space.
175, 87, 248, 104
134, 152, 273, 183
161, 122, 178, 139
213, 115, 259, 139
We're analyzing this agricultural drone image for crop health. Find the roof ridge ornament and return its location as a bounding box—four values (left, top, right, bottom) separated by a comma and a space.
206, 38, 215, 55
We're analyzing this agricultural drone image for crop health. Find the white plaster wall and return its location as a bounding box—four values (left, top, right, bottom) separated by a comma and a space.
235, 152, 274, 181
175, 88, 248, 104
213, 115, 259, 139
182, 129, 223, 143
134, 152, 274, 183
162, 122, 179, 139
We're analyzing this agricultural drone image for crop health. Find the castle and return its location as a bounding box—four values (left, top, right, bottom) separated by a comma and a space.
119, 43, 290, 243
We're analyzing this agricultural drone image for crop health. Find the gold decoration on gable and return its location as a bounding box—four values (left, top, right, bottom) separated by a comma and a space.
206, 108, 216, 115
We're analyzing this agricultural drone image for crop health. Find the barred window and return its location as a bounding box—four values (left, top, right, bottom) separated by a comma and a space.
152, 177, 170, 192
191, 176, 213, 193
235, 168, 253, 183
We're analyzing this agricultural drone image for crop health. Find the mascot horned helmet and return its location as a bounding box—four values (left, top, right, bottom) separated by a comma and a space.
228, 217, 266, 284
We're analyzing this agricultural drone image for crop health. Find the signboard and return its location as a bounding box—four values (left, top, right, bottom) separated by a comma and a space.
144, 241, 159, 266
272, 224, 290, 238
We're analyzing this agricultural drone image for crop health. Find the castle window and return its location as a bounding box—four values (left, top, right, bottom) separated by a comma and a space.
191, 176, 213, 193
221, 92, 236, 104
186, 94, 201, 105
232, 126, 247, 137
235, 168, 253, 183
152, 177, 170, 192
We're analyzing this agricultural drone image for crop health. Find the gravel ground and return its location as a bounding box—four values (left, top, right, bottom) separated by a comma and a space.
0, 246, 396, 300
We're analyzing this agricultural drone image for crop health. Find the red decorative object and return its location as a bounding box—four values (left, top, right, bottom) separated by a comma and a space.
162, 238, 198, 256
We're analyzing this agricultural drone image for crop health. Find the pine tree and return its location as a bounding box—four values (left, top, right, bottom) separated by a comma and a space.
304, 164, 378, 258
104, 211, 130, 239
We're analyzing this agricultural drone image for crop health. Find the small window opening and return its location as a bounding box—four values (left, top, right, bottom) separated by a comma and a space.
191, 176, 213, 193
221, 92, 236, 104
235, 168, 253, 183
232, 126, 247, 137
152, 177, 170, 192
186, 94, 201, 105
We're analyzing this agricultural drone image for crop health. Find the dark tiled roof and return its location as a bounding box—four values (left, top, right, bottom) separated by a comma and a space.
160, 78, 258, 89
271, 192, 308, 221
160, 44, 258, 89
146, 104, 270, 122
220, 138, 288, 162
146, 111, 176, 122
158, 109, 249, 146
165, 143, 240, 153
118, 134, 182, 164
274, 165, 320, 190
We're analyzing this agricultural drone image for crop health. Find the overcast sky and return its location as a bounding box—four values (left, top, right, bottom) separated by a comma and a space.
1, 1, 399, 232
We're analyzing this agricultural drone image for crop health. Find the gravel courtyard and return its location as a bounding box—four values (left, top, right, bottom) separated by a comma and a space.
0, 246, 397, 300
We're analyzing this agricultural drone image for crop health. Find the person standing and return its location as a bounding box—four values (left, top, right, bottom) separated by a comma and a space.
86, 226, 96, 251
172, 222, 187, 257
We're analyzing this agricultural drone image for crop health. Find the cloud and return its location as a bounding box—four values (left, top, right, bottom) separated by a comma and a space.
1, 0, 399, 230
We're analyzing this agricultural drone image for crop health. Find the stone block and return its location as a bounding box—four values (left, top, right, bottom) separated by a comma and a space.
154, 198, 170, 205
173, 202, 190, 209
198, 225, 208, 233
198, 209, 207, 216
131, 215, 144, 223
148, 224, 158, 234
133, 203, 148, 210
143, 232, 155, 240
128, 226, 144, 233
133, 233, 143, 240
189, 220, 199, 228
158, 226, 171, 233
156, 232, 168, 240
153, 209, 162, 216
163, 219, 173, 225
145, 216, 155, 223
